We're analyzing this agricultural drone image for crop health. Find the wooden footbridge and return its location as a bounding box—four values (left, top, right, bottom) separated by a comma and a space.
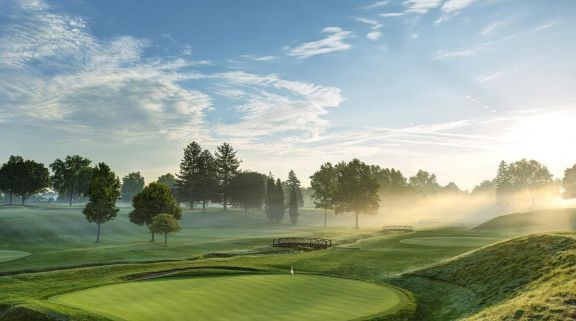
381, 225, 415, 233
272, 238, 332, 249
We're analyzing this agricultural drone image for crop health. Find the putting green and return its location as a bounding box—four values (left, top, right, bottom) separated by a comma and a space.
51, 274, 409, 321
0, 250, 30, 263
400, 236, 504, 248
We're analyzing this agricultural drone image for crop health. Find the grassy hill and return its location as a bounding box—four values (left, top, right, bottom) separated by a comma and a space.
395, 233, 576, 320
473, 208, 576, 232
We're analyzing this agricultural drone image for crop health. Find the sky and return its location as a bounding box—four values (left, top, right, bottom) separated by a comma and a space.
1, 0, 576, 189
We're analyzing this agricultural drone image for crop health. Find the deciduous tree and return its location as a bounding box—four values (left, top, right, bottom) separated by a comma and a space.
229, 171, 266, 215
83, 163, 120, 243
310, 162, 338, 227
130, 182, 181, 241
50, 155, 92, 206
149, 213, 181, 247
121, 172, 145, 203
562, 164, 576, 199
0, 155, 24, 205
334, 159, 380, 229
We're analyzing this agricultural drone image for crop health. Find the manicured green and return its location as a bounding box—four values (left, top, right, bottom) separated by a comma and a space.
399, 237, 505, 248
52, 274, 409, 321
0, 250, 30, 263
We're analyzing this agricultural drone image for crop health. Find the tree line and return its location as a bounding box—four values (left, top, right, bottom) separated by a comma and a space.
2, 145, 576, 238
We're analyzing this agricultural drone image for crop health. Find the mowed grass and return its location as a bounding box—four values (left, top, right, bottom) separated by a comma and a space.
51, 274, 409, 321
399, 236, 505, 247
0, 250, 30, 263
0, 205, 335, 273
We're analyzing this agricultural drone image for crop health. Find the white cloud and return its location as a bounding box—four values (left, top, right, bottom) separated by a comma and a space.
475, 70, 506, 82
355, 17, 380, 26
367, 31, 382, 41
404, 0, 443, 14
379, 12, 406, 17
480, 21, 504, 36
363, 1, 390, 9
286, 27, 353, 59
441, 0, 478, 13
434, 42, 494, 59
0, 0, 212, 141
253, 55, 278, 61
209, 72, 344, 139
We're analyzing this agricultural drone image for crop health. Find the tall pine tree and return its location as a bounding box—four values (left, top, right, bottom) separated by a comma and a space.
287, 170, 301, 225
176, 142, 203, 209
214, 143, 241, 211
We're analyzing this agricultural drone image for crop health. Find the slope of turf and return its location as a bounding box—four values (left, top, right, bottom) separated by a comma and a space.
395, 233, 576, 320
473, 208, 576, 232
51, 274, 410, 321
399, 237, 504, 247
0, 251, 30, 263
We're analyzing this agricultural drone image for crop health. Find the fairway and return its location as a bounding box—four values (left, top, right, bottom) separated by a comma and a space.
399, 237, 504, 248
0, 250, 30, 263
51, 274, 409, 321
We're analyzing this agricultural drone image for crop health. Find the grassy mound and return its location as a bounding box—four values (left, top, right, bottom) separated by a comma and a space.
396, 233, 576, 320
399, 237, 504, 248
0, 251, 30, 263
51, 274, 412, 321
473, 208, 576, 232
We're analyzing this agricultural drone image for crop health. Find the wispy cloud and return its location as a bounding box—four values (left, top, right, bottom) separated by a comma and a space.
404, 0, 443, 14
362, 1, 390, 9
434, 41, 494, 59
286, 27, 353, 59
479, 21, 504, 36
379, 12, 406, 18
475, 70, 506, 83
441, 0, 478, 13
465, 95, 497, 113
355, 17, 383, 41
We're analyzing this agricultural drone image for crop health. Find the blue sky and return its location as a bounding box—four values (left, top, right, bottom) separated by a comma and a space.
1, 0, 576, 189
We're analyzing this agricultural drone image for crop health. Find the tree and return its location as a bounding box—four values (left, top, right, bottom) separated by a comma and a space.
156, 173, 177, 196
50, 155, 92, 206
83, 163, 120, 243
562, 164, 576, 199
443, 182, 463, 194
409, 170, 440, 194
334, 159, 380, 229
121, 172, 145, 203
0, 155, 24, 205
371, 166, 409, 215
130, 182, 181, 241
214, 143, 241, 211
229, 171, 266, 215
196, 149, 219, 211
310, 162, 338, 227
8, 159, 50, 205
472, 180, 495, 195
176, 141, 203, 209
287, 170, 301, 225
496, 159, 553, 207
265, 176, 285, 222
149, 213, 181, 247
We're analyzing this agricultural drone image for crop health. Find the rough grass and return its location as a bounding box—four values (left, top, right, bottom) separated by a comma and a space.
473, 208, 576, 233
396, 233, 576, 320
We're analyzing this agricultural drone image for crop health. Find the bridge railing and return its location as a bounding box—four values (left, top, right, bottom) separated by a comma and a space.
272, 238, 332, 249
381, 225, 415, 232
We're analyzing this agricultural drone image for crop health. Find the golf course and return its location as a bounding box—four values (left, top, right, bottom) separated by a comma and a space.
1, 204, 574, 321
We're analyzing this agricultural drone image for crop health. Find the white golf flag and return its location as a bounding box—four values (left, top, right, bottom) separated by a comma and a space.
290, 265, 294, 275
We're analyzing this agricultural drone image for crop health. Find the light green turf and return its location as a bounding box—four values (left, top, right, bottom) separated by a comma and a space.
399, 237, 504, 248
0, 250, 30, 263
52, 274, 408, 321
